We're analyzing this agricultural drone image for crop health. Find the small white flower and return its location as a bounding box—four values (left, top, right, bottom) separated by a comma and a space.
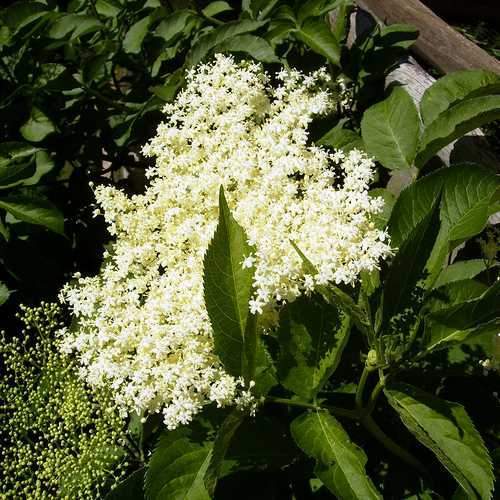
60, 55, 390, 429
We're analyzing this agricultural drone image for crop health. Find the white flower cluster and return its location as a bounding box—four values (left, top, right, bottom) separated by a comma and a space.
60, 55, 390, 429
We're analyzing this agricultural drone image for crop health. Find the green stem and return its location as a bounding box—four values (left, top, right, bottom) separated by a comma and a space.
361, 414, 430, 479
365, 378, 385, 415
355, 364, 372, 410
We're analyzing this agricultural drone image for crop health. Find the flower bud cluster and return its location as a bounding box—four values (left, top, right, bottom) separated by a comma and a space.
60, 55, 391, 429
0, 303, 127, 498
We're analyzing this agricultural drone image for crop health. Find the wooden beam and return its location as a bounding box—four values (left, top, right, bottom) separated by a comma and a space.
356, 0, 500, 75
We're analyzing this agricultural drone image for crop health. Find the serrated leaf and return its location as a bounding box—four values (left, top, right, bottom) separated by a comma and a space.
20, 107, 56, 143
203, 187, 256, 379
202, 1, 233, 17
294, 17, 340, 66
0, 195, 64, 234
361, 86, 420, 170
387, 169, 443, 249
291, 411, 381, 499
382, 193, 441, 327
204, 410, 244, 496
145, 429, 211, 500
388, 165, 499, 251
216, 34, 279, 63
424, 280, 500, 351
420, 70, 500, 126
106, 468, 145, 500
433, 260, 490, 289
277, 294, 351, 400
187, 20, 265, 67
123, 16, 152, 54
386, 384, 493, 500
440, 165, 499, 243
416, 95, 500, 168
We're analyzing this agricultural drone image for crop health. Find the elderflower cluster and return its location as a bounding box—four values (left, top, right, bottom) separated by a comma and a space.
0, 303, 127, 499
60, 55, 390, 429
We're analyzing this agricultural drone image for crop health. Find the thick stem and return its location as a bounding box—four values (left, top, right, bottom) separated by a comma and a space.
361, 414, 430, 480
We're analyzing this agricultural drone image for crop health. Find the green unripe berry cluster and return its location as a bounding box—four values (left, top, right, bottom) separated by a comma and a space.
0, 303, 128, 498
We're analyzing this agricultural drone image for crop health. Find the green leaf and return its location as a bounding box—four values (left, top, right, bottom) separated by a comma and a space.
266, 20, 295, 45
376, 24, 419, 50
0, 157, 35, 189
203, 187, 256, 379
202, 2, 233, 17
145, 429, 211, 500
95, 0, 122, 18
0, 281, 11, 306
150, 69, 185, 101
424, 280, 500, 351
243, 0, 280, 20
20, 107, 56, 143
291, 411, 381, 499
48, 14, 101, 39
155, 10, 195, 44
291, 241, 372, 337
123, 16, 152, 54
361, 86, 420, 170
297, 0, 344, 24
216, 34, 279, 63
277, 294, 350, 400
388, 164, 499, 250
71, 15, 102, 39
317, 121, 364, 152
187, 20, 265, 67
416, 95, 500, 168
433, 260, 490, 289
0, 195, 64, 234
386, 384, 493, 500
106, 468, 145, 500
0, 142, 41, 168
420, 70, 500, 126
382, 192, 441, 327
294, 17, 340, 66
0, 149, 53, 189
1, 1, 47, 32
204, 410, 245, 496
369, 188, 395, 230
254, 341, 278, 396
440, 164, 499, 243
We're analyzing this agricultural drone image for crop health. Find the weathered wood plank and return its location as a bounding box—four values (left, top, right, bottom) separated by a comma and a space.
356, 0, 500, 75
